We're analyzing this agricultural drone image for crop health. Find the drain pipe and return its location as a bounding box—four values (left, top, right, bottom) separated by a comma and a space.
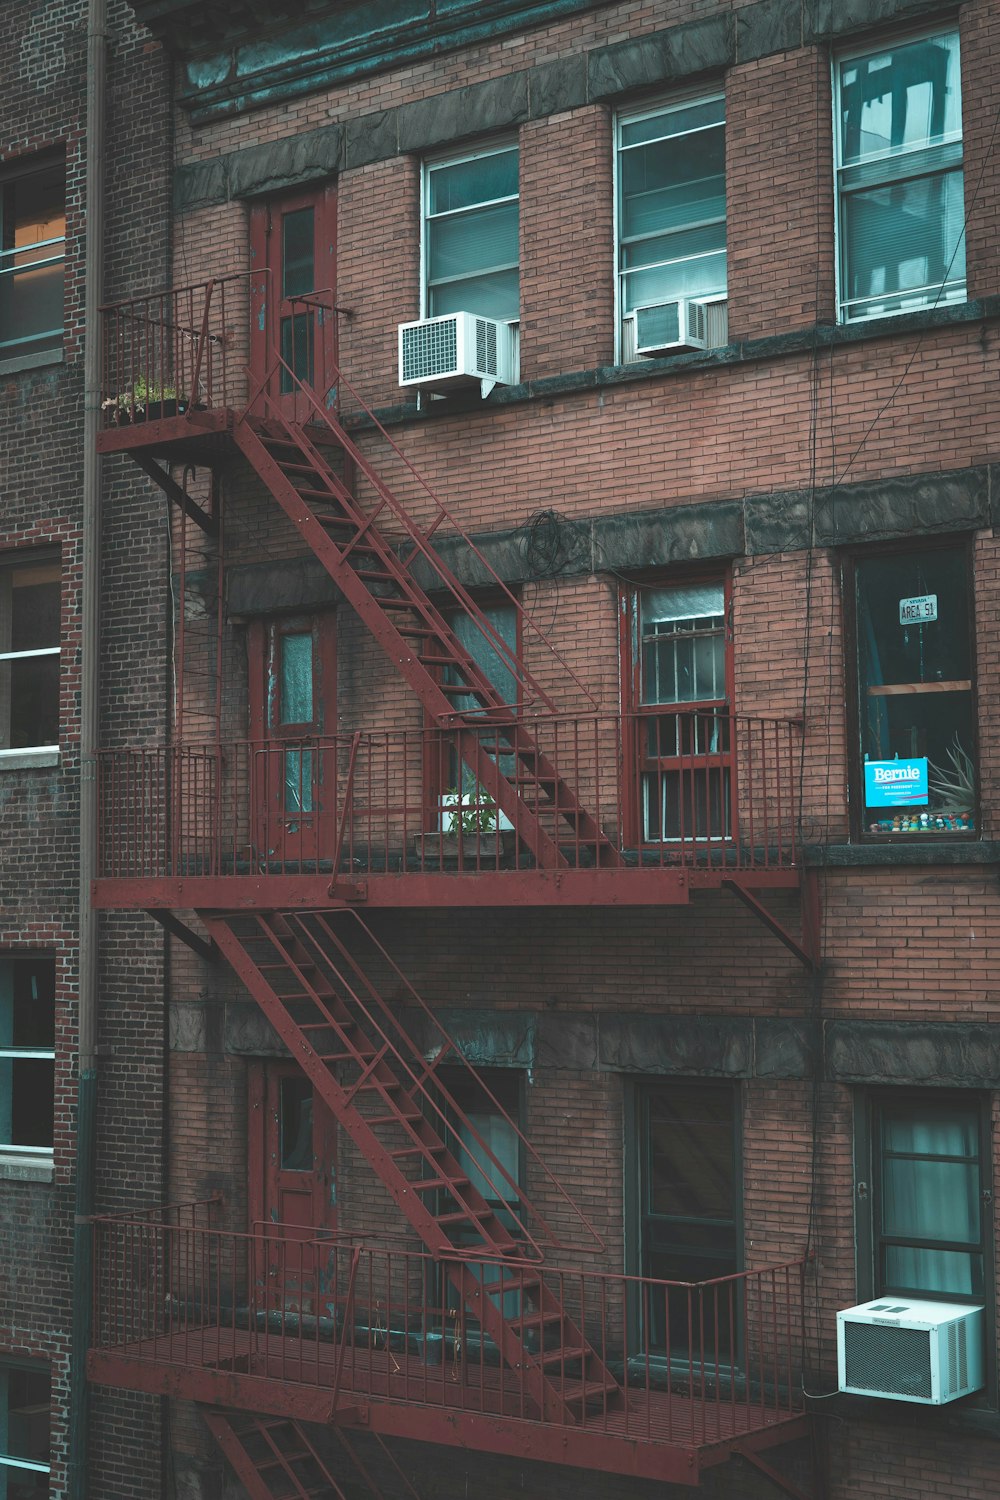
67, 0, 107, 1493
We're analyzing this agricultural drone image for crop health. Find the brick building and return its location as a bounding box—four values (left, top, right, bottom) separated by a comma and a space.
6, 0, 1000, 1496
0, 1, 172, 1496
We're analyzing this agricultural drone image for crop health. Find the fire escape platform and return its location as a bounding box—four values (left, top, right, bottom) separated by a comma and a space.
91, 866, 801, 912
88, 1333, 807, 1487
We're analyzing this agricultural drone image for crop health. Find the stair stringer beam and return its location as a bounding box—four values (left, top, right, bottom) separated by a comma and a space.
230, 417, 622, 871
203, 1410, 350, 1499
202, 911, 619, 1426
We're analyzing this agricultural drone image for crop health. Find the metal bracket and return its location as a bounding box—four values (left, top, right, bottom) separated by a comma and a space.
132, 454, 219, 537
145, 909, 217, 964
722, 874, 821, 972
735, 1444, 816, 1500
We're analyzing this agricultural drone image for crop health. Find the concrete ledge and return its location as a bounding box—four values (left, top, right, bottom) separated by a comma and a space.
0, 348, 64, 377
0, 749, 61, 772
806, 842, 1000, 868
0, 1155, 54, 1183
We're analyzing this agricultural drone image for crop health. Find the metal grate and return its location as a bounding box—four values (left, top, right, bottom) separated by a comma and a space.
636, 301, 681, 350
475, 316, 498, 376
402, 318, 458, 381
843, 1321, 932, 1399
948, 1318, 967, 1395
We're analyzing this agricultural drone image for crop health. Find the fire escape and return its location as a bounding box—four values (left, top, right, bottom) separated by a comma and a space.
89, 275, 817, 1499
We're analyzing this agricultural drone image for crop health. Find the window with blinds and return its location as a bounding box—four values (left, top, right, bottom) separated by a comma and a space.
835, 31, 966, 322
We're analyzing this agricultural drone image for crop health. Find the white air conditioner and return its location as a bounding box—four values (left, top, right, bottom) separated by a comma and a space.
633, 297, 709, 355
398, 312, 516, 397
837, 1298, 984, 1404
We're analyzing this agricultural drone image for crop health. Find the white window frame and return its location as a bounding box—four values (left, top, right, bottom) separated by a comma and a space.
421, 139, 521, 348
0, 956, 56, 1164
614, 92, 727, 363
833, 28, 966, 325
0, 556, 61, 765
0, 156, 66, 358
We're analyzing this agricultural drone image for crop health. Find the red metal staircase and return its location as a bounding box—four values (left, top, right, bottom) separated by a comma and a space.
230, 412, 621, 872
204, 1411, 348, 1498
203, 908, 619, 1425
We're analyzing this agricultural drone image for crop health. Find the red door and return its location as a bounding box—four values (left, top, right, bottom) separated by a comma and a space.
248, 614, 338, 870
250, 185, 337, 420
248, 1061, 338, 1314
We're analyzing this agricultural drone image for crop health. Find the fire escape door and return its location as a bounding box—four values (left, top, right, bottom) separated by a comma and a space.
250, 185, 337, 417
248, 616, 337, 870
248, 1061, 338, 1315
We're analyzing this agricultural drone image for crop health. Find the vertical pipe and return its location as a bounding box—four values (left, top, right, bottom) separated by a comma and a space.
68, 0, 107, 1494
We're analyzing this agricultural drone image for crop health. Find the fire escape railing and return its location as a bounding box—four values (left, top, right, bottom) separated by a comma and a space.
96, 712, 803, 881
91, 1207, 806, 1447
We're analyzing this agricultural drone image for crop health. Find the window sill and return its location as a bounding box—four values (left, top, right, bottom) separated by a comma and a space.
805, 841, 1000, 868
0, 748, 60, 771
0, 347, 64, 377
0, 1154, 54, 1183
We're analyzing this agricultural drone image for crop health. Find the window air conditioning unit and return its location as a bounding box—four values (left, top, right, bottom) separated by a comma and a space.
633, 297, 709, 355
837, 1298, 984, 1405
398, 312, 515, 397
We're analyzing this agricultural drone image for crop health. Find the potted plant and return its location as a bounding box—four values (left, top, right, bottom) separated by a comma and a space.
414, 785, 506, 862
101, 376, 188, 424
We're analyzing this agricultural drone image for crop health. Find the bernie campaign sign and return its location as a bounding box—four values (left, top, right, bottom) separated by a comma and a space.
864, 758, 929, 807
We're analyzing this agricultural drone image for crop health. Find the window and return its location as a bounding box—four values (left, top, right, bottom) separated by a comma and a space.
423, 144, 519, 322
632, 1081, 738, 1356
0, 559, 60, 761
436, 1068, 524, 1327
431, 601, 519, 834
860, 1094, 987, 1304
617, 97, 726, 358
848, 545, 975, 837
0, 1360, 49, 1498
835, 31, 965, 322
247, 614, 337, 865
624, 580, 732, 843
0, 958, 55, 1160
0, 159, 65, 360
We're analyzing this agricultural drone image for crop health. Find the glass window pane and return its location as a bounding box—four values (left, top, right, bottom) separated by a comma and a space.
884, 1245, 979, 1298
623, 221, 726, 272
647, 1087, 734, 1220
620, 98, 725, 150
843, 169, 965, 314
621, 127, 725, 242
279, 1077, 313, 1171
883, 1109, 978, 1157
279, 633, 313, 725
279, 311, 315, 390
642, 585, 724, 626
839, 34, 962, 166
281, 207, 315, 298
283, 748, 314, 814
9, 1059, 54, 1149
458, 1111, 519, 1203
8, 655, 60, 749
11, 574, 60, 652
428, 268, 520, 321
883, 1158, 980, 1243
3, 1365, 50, 1465
623, 254, 727, 311
10, 961, 55, 1051
428, 200, 518, 283
0, 164, 65, 354
429, 149, 518, 213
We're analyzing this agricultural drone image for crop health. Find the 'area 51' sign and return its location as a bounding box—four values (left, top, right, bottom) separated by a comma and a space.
864, 758, 929, 807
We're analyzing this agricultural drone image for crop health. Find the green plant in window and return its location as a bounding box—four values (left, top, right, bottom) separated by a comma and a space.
443, 786, 499, 836
928, 734, 975, 812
